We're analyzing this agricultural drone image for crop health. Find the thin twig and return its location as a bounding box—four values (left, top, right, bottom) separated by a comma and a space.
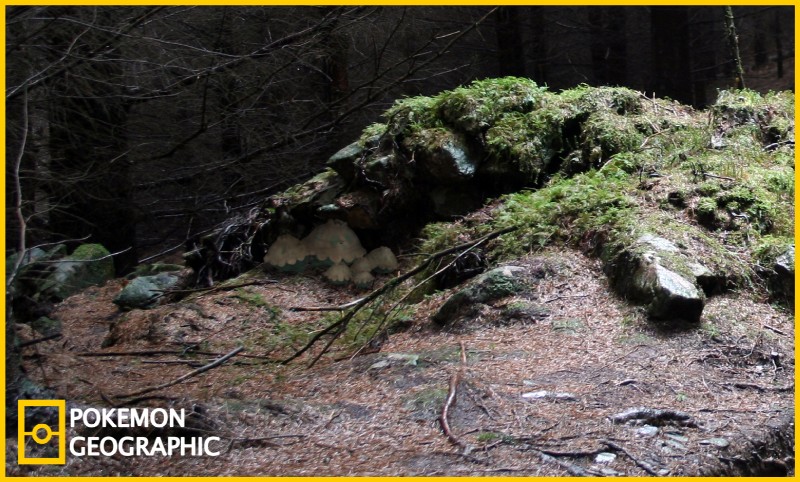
114, 346, 244, 398
762, 324, 789, 336
18, 333, 62, 348
282, 226, 517, 366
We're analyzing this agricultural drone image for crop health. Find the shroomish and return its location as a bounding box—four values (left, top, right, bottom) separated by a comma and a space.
366, 246, 398, 274
304, 219, 367, 266
263, 234, 308, 272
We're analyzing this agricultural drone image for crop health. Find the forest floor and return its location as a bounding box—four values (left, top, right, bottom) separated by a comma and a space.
9, 246, 794, 476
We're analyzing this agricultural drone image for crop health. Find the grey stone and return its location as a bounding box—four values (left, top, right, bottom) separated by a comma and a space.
433, 265, 527, 325
638, 256, 705, 322
636, 425, 660, 437
699, 437, 730, 449
637, 234, 679, 252
773, 246, 794, 305
413, 129, 480, 182
326, 141, 364, 182
113, 272, 181, 310
595, 452, 617, 464
522, 390, 578, 402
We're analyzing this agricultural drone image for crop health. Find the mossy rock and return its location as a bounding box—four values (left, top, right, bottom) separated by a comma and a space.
113, 272, 182, 310
433, 265, 527, 325
41, 244, 115, 300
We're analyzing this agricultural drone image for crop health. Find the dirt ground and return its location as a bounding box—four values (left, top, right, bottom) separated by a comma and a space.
8, 248, 794, 476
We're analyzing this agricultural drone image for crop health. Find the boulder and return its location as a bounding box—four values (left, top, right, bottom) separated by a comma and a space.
433, 265, 527, 325
41, 244, 115, 301
113, 272, 183, 310
405, 128, 480, 182
606, 235, 709, 323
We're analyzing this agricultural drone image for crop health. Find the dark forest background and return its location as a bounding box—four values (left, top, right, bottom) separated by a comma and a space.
5, 6, 794, 274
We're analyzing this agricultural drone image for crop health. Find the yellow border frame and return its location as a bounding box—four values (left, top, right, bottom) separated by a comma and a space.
1, 3, 796, 480
17, 400, 67, 465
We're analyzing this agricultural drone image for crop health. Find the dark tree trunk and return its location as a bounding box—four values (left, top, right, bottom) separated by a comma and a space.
495, 7, 526, 77
528, 7, 547, 84
650, 7, 693, 105
773, 10, 784, 79
589, 7, 628, 86
46, 9, 137, 274
723, 6, 746, 89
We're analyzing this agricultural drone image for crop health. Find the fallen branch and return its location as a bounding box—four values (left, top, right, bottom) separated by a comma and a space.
155, 280, 277, 295
289, 297, 366, 312
114, 346, 243, 398
536, 450, 594, 476
762, 324, 789, 337
78, 349, 273, 360
18, 333, 62, 348
440, 342, 468, 448
282, 227, 517, 366
724, 382, 793, 392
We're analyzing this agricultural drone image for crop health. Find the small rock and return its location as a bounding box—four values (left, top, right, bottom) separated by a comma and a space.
386, 353, 420, 366
521, 390, 577, 402
664, 439, 687, 451
665, 433, 688, 443
369, 360, 391, 370
699, 437, 730, 449
636, 425, 659, 437
595, 452, 617, 464
600, 468, 622, 476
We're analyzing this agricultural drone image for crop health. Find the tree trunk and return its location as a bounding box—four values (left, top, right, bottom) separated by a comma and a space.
46, 8, 137, 274
650, 7, 693, 105
723, 6, 746, 89
589, 7, 627, 86
528, 7, 547, 84
495, 7, 526, 77
773, 10, 784, 79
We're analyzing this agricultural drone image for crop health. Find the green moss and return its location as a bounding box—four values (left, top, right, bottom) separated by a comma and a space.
484, 109, 564, 182
489, 169, 635, 259
753, 235, 794, 267
436, 77, 548, 134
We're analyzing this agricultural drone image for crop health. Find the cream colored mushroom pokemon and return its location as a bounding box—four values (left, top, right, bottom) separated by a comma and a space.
353, 270, 375, 289
304, 219, 367, 266
263, 234, 308, 272
366, 246, 398, 274
350, 256, 373, 275
323, 262, 352, 285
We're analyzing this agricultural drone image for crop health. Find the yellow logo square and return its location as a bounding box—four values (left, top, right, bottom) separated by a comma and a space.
17, 400, 66, 465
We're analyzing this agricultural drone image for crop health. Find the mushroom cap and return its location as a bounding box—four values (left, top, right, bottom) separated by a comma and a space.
350, 256, 373, 274
353, 270, 375, 289
366, 246, 398, 273
304, 219, 366, 265
264, 235, 308, 269
323, 262, 352, 285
